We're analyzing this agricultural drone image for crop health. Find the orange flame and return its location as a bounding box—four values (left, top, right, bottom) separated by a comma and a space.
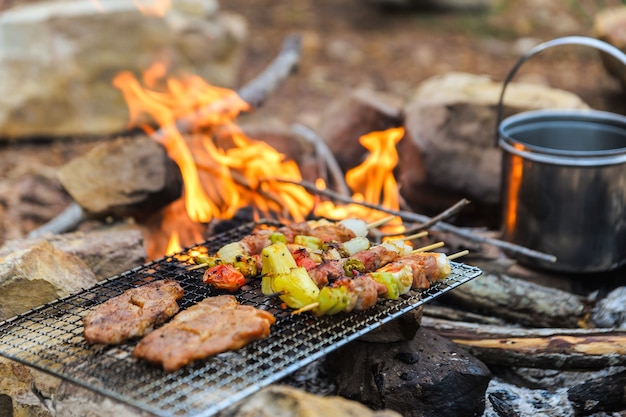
114, 62, 407, 258
113, 63, 321, 257
315, 127, 405, 231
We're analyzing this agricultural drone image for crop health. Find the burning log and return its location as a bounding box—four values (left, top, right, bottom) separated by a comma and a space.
422, 316, 626, 370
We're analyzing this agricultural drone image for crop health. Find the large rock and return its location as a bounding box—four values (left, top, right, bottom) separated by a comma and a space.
0, 240, 98, 320
56, 136, 183, 220
0, 227, 146, 280
400, 72, 589, 212
594, 6, 626, 92
328, 326, 491, 417
316, 88, 404, 172
0, 0, 247, 139
220, 385, 402, 417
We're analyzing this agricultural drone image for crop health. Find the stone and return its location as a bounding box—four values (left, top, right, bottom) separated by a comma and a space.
0, 356, 61, 417
400, 72, 589, 213
316, 88, 404, 172
328, 326, 491, 417
594, 6, 626, 92
219, 385, 403, 417
360, 0, 495, 11
591, 286, 626, 328
0, 356, 153, 417
0, 0, 247, 139
56, 136, 183, 220
0, 227, 146, 280
0, 241, 98, 320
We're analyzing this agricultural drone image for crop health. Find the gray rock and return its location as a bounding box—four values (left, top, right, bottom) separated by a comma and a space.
56, 136, 183, 220
317, 88, 404, 172
591, 286, 626, 328
328, 326, 491, 417
0, 0, 247, 139
0, 227, 146, 280
400, 72, 589, 211
219, 385, 403, 417
594, 6, 626, 92
0, 240, 98, 320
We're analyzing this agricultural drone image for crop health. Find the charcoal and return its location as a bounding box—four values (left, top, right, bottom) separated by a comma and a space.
327, 327, 491, 417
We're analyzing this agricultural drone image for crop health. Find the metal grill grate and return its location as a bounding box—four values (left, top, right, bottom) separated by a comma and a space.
0, 221, 483, 417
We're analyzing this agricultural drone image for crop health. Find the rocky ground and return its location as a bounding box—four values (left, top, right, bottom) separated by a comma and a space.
219, 0, 626, 126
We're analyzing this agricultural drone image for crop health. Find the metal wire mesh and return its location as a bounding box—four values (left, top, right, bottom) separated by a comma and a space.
0, 220, 483, 417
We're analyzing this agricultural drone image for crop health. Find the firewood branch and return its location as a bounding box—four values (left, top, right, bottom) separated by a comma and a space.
422, 316, 626, 370
291, 123, 351, 198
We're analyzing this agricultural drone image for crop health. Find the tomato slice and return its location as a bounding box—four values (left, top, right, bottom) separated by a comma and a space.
203, 263, 246, 291
291, 248, 317, 271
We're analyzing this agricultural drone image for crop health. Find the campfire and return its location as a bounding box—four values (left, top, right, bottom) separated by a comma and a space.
111, 57, 408, 259
2, 1, 626, 417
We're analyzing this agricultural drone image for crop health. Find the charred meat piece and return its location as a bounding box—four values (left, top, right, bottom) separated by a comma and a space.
132, 295, 276, 372
83, 280, 184, 345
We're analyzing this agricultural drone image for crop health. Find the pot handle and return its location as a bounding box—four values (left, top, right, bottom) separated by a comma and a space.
495, 35, 626, 146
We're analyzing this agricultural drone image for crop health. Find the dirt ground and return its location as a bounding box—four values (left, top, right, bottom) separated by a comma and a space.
220, 0, 626, 125
1, 0, 626, 243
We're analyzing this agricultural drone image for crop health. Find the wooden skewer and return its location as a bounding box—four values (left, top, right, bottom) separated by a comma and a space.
187, 263, 208, 271
366, 215, 396, 230
266, 290, 288, 298
447, 249, 469, 261
291, 302, 320, 315
412, 241, 445, 253
392, 231, 428, 241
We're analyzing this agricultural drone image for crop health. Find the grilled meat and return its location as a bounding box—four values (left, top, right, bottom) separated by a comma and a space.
132, 295, 276, 372
83, 280, 184, 345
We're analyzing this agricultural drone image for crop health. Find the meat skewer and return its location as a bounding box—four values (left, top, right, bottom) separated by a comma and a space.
260, 239, 458, 315
215, 217, 374, 264
309, 250, 458, 315
200, 230, 427, 292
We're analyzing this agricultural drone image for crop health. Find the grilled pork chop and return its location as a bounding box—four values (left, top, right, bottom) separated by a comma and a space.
83, 279, 184, 345
132, 295, 276, 372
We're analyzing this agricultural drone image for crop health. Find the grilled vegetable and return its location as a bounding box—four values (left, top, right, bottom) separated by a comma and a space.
272, 267, 320, 309
370, 271, 400, 300
343, 258, 365, 277
217, 242, 247, 264
203, 264, 246, 291
294, 234, 323, 250
341, 236, 371, 256
232, 255, 258, 277
261, 242, 320, 309
313, 286, 350, 316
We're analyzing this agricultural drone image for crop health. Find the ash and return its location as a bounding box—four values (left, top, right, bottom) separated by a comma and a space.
484, 378, 576, 417
280, 358, 337, 396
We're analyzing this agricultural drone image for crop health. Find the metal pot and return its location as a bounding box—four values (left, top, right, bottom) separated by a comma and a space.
498, 36, 626, 273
